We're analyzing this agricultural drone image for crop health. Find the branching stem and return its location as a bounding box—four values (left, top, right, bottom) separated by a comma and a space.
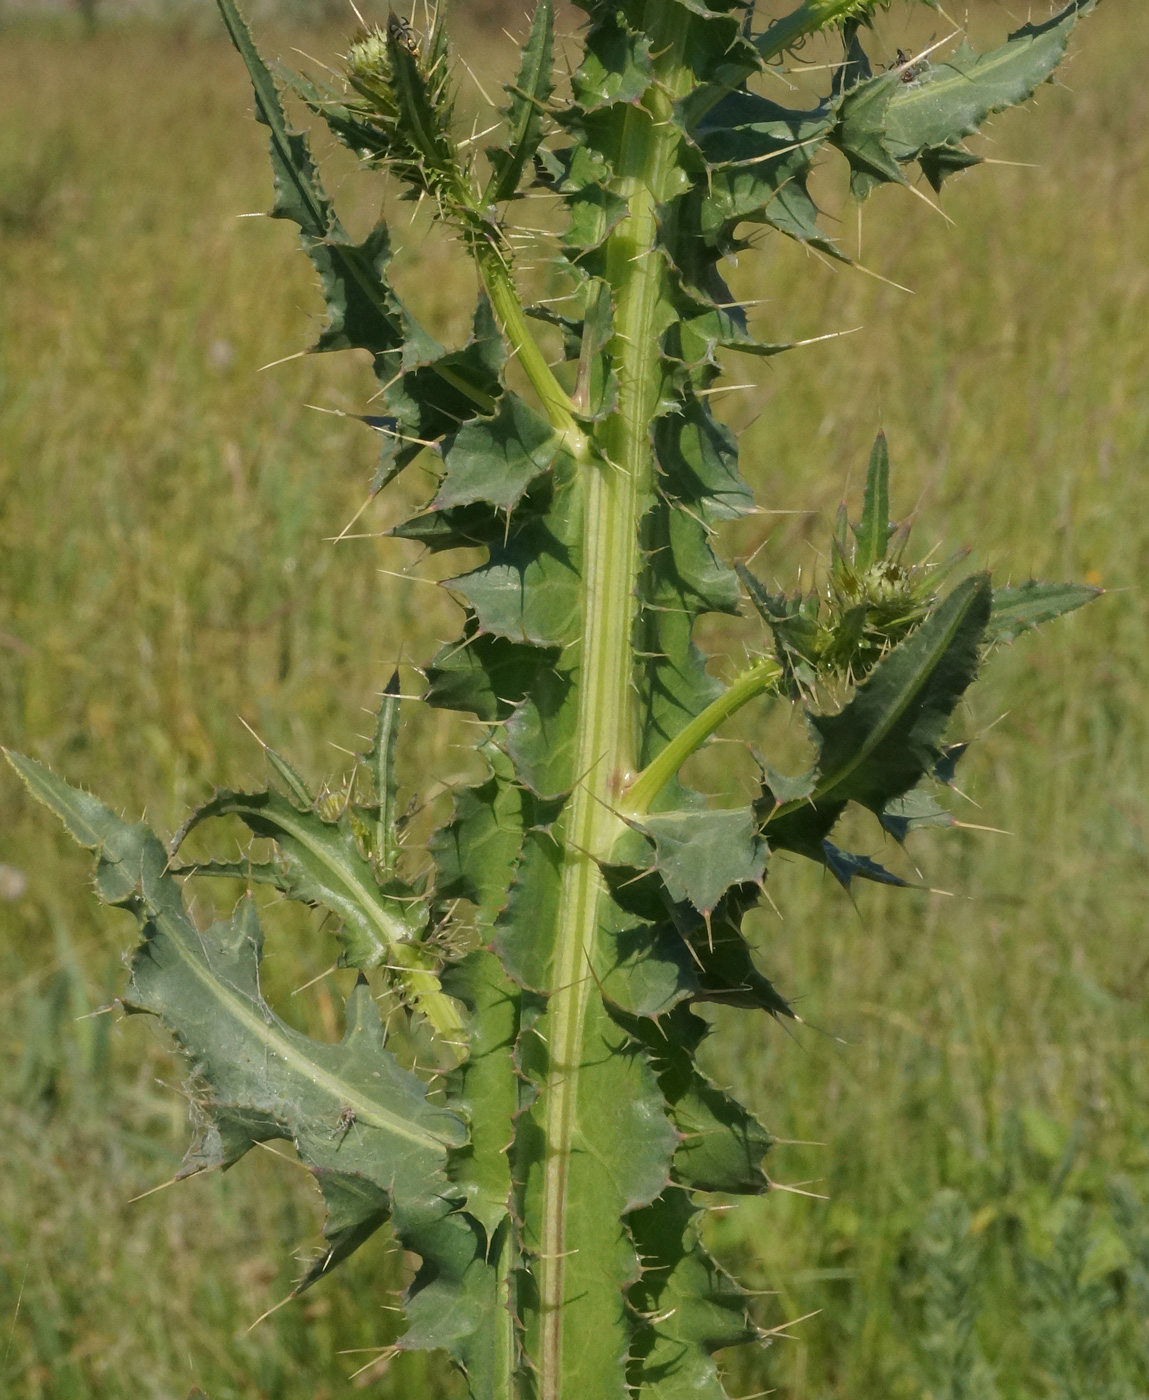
622, 657, 784, 817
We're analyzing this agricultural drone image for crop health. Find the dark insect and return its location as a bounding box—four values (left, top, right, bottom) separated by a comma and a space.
331, 1105, 357, 1141
387, 12, 419, 53
895, 48, 916, 82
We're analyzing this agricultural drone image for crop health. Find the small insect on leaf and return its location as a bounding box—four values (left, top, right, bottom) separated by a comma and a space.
387, 11, 418, 53
332, 1105, 357, 1142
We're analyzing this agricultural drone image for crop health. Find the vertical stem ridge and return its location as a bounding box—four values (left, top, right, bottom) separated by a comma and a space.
536, 16, 689, 1397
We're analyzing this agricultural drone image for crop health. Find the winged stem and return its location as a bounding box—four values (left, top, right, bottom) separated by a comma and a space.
535, 15, 694, 1397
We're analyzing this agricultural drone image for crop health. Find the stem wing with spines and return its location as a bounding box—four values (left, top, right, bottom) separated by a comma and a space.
628, 1187, 759, 1400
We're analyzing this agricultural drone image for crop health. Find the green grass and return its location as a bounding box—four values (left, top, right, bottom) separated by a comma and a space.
1, 5, 1147, 1398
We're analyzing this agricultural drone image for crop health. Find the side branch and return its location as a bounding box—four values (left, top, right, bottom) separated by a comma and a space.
621, 657, 783, 817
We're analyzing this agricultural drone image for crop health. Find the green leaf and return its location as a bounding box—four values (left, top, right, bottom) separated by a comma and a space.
485, 0, 554, 205
629, 1006, 772, 1195
832, 2, 1098, 196
765, 575, 992, 856
436, 394, 565, 514
215, 0, 328, 238
987, 580, 1101, 644
216, 0, 410, 360
444, 458, 582, 652
821, 840, 910, 892
602, 864, 793, 1020
3, 751, 465, 1273
880, 785, 955, 842
628, 1188, 757, 1400
424, 621, 552, 724
831, 69, 904, 199
697, 93, 843, 258
634, 807, 766, 917
884, 3, 1097, 164
264, 745, 313, 809
854, 431, 893, 570
366, 672, 402, 875
173, 786, 426, 968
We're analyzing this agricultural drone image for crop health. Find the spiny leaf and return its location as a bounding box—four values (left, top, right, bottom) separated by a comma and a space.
987, 580, 1101, 644
367, 672, 402, 876
633, 807, 766, 917
628, 1187, 757, 1400
833, 1, 1098, 195
264, 745, 313, 809
3, 752, 465, 1278
764, 575, 992, 857
884, 2, 1097, 163
216, 0, 408, 359
821, 840, 910, 891
696, 93, 844, 259
424, 622, 552, 724
854, 431, 893, 570
444, 459, 582, 651
831, 66, 904, 199
485, 0, 555, 205
436, 394, 566, 514
628, 1005, 772, 1195
880, 785, 955, 842
757, 1, 902, 67
4, 749, 114, 850
173, 786, 426, 968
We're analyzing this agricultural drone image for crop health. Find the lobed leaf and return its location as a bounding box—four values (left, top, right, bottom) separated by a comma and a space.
633, 806, 766, 918
833, 1, 1098, 193
436, 394, 566, 514
628, 1188, 758, 1400
3, 752, 465, 1278
628, 1006, 772, 1195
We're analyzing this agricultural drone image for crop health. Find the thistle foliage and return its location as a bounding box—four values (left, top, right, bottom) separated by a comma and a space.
6, 2, 1102, 1398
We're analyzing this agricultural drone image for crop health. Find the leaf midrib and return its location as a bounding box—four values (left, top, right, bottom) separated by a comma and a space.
150, 900, 460, 1150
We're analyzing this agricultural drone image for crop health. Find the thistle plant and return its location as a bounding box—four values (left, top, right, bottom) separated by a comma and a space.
5, 2, 1103, 1397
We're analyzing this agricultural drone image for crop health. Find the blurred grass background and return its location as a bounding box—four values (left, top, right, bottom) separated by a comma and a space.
1, 2, 1146, 1397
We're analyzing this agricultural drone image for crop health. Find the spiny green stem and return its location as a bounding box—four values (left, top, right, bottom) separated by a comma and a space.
536, 13, 692, 1397
622, 657, 784, 818
388, 941, 468, 1044
473, 240, 586, 449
